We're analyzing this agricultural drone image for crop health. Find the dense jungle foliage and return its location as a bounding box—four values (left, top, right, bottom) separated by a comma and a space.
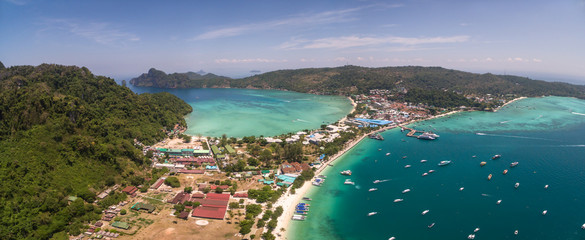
0, 63, 192, 239
129, 68, 231, 88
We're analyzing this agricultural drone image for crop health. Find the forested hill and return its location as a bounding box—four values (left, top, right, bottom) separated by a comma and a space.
130, 65, 585, 99
0, 63, 192, 239
129, 67, 231, 88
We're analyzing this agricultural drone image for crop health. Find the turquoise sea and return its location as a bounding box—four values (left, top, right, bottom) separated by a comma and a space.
289, 96, 585, 240
127, 86, 352, 137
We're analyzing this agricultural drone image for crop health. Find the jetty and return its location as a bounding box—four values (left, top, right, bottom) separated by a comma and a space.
399, 125, 424, 137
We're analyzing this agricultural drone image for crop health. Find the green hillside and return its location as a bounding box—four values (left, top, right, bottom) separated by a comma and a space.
0, 63, 192, 239
129, 68, 231, 88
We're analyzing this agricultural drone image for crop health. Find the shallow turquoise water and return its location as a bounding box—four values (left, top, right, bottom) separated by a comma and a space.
128, 87, 352, 137
290, 96, 585, 240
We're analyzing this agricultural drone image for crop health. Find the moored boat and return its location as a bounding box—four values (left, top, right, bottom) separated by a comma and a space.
514, 230, 519, 235
492, 154, 501, 160
420, 159, 428, 163
438, 160, 451, 166
459, 187, 464, 191
389, 237, 396, 240
386, 153, 391, 156
503, 169, 508, 175
422, 210, 429, 215
405, 164, 411, 168
394, 198, 404, 203
428, 223, 435, 228
544, 184, 549, 189
302, 197, 312, 201
515, 182, 520, 188
497, 200, 502, 205
474, 228, 480, 233
369, 188, 378, 192
340, 170, 352, 175
542, 210, 548, 215
467, 234, 475, 239
510, 162, 519, 167
488, 174, 493, 180
402, 189, 411, 194
581, 223, 585, 229
418, 132, 437, 140
480, 161, 487, 166
422, 172, 428, 176
344, 179, 355, 185
428, 170, 435, 173
368, 212, 378, 216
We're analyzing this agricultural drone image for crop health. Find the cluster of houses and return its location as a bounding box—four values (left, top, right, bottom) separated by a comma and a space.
354, 92, 431, 124
168, 191, 236, 220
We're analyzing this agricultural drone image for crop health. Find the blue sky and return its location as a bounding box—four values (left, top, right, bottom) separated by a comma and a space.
1, 0, 585, 82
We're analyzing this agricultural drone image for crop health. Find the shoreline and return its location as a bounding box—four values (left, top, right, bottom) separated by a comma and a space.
495, 97, 527, 112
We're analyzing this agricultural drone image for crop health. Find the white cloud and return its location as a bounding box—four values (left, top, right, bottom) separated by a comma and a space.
39, 19, 139, 44
532, 58, 543, 63
214, 58, 288, 63
193, 5, 401, 40
280, 35, 470, 49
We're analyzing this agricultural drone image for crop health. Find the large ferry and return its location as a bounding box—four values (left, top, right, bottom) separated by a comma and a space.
417, 132, 437, 140
369, 133, 384, 140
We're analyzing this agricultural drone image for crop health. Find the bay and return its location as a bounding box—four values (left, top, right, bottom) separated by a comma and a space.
127, 86, 353, 138
290, 96, 585, 240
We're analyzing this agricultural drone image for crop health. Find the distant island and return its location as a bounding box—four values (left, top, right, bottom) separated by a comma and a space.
130, 65, 585, 109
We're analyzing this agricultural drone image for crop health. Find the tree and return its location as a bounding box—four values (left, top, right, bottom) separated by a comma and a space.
120, 209, 127, 215
164, 177, 180, 188
173, 204, 185, 213
215, 187, 224, 193
284, 143, 303, 162
184, 187, 192, 193
239, 219, 254, 235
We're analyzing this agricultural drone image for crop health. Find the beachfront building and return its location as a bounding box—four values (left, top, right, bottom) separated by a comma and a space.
280, 161, 310, 176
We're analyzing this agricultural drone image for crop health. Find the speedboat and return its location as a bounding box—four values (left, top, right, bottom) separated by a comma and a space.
472, 155, 477, 158
420, 159, 428, 163
368, 212, 378, 216
428, 170, 435, 173
497, 200, 502, 205
474, 228, 480, 233
515, 182, 520, 188
373, 180, 381, 184
422, 172, 429, 176
422, 210, 429, 215
402, 189, 411, 194
378, 148, 382, 151
544, 184, 549, 189
480, 161, 487, 166
344, 179, 355, 185
428, 223, 435, 228
402, 156, 407, 159
302, 197, 312, 201
503, 169, 508, 175
581, 223, 585, 229
510, 162, 519, 167
389, 237, 396, 240
542, 210, 547, 215
386, 153, 391, 156
405, 165, 411, 168
438, 160, 451, 166
467, 234, 475, 239
459, 187, 464, 191
340, 170, 352, 176
492, 154, 501, 160
514, 230, 519, 235
488, 174, 492, 180
369, 188, 378, 192
394, 199, 404, 203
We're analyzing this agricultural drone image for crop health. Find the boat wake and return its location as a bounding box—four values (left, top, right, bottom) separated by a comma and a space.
481, 193, 491, 197
499, 120, 511, 124
373, 179, 391, 184
295, 119, 310, 123
558, 145, 585, 147
476, 133, 487, 135
572, 112, 585, 116
475, 133, 556, 141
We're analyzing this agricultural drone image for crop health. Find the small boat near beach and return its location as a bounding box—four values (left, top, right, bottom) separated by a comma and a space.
503, 169, 508, 175
405, 164, 411, 168
515, 182, 520, 188
514, 230, 519, 235
402, 189, 411, 194
394, 199, 404, 203
428, 223, 435, 228
340, 170, 352, 175
459, 187, 464, 191
369, 188, 378, 192
542, 210, 548, 215
488, 174, 492, 180
438, 160, 451, 166
545, 184, 549, 189
420, 159, 428, 163
302, 197, 312, 201
292, 215, 307, 221
492, 154, 501, 160
386, 153, 391, 156
344, 179, 355, 185
510, 162, 519, 167
422, 172, 428, 176
480, 161, 486, 166
422, 210, 429, 215
368, 212, 378, 216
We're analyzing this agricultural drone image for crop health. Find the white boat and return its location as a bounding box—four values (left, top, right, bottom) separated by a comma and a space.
428, 223, 435, 228
497, 200, 502, 205
514, 230, 518, 235
373, 180, 381, 184
438, 160, 451, 166
428, 170, 435, 173
542, 210, 547, 215
420, 159, 428, 163
388, 237, 396, 240
369, 188, 378, 192
344, 179, 355, 185
386, 153, 391, 156
405, 165, 411, 168
394, 199, 404, 203
474, 228, 480, 233
368, 212, 378, 216
402, 189, 411, 193
581, 223, 585, 229
341, 170, 352, 176
422, 210, 429, 215
459, 187, 464, 191
422, 172, 428, 176
515, 182, 520, 188
467, 234, 475, 239
510, 161, 519, 167
544, 184, 549, 189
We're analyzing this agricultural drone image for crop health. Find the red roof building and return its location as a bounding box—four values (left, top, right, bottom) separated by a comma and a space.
177, 169, 205, 174
191, 193, 205, 199
122, 186, 138, 195
150, 179, 164, 189
191, 206, 227, 220
206, 193, 231, 201
209, 185, 230, 190
233, 193, 248, 198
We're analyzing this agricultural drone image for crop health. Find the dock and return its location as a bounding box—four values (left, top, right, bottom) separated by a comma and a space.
399, 125, 424, 138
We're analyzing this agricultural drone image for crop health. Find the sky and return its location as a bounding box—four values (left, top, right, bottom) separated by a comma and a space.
1, 0, 585, 82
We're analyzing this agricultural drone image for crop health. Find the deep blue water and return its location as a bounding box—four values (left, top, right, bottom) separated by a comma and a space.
290, 97, 585, 240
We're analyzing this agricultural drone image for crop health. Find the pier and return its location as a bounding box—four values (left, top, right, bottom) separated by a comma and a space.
399, 125, 424, 138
